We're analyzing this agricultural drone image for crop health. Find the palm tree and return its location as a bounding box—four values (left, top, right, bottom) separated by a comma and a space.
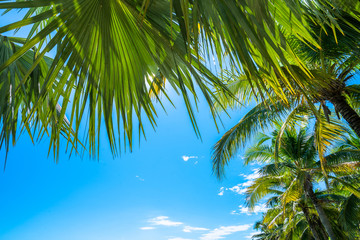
252, 221, 283, 239
290, 11, 360, 137
244, 126, 360, 239
212, 9, 360, 177
253, 199, 327, 240
0, 0, 359, 156
212, 77, 350, 177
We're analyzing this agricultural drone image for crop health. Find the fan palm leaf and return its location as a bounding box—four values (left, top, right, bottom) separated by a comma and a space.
0, 35, 78, 164
0, 0, 231, 156
1, 0, 359, 156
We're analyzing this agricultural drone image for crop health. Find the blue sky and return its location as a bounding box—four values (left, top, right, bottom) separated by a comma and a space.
0, 10, 265, 240
0, 93, 264, 240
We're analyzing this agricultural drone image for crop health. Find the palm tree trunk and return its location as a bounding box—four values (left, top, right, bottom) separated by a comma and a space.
330, 94, 360, 138
315, 217, 329, 240
304, 173, 337, 240
301, 205, 323, 240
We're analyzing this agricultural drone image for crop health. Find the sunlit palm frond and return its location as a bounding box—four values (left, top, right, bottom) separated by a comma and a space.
0, 0, 231, 156
212, 97, 294, 178
1, 0, 359, 158
243, 144, 274, 165
246, 175, 288, 208
314, 116, 346, 174
212, 72, 258, 110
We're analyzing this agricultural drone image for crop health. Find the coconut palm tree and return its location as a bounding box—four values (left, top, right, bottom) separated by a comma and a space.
251, 193, 355, 239
253, 199, 327, 240
0, 0, 359, 156
244, 127, 360, 239
211, 78, 349, 178
289, 11, 360, 137
252, 221, 284, 239
253, 170, 360, 239
211, 9, 360, 177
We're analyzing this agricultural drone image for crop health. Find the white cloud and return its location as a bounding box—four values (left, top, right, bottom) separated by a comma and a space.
168, 238, 193, 240
242, 169, 261, 180
182, 155, 198, 162
239, 169, 260, 187
219, 184, 247, 196
219, 169, 261, 195
220, 169, 261, 196
230, 210, 237, 215
200, 224, 252, 240
149, 216, 183, 227
218, 187, 224, 196
245, 231, 261, 239
183, 226, 209, 232
241, 181, 254, 187
232, 203, 268, 215
228, 184, 248, 195
140, 227, 155, 230
136, 175, 144, 181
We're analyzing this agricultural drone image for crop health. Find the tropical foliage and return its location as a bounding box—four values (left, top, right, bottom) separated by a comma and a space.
212, 8, 360, 177
0, 35, 76, 164
245, 126, 360, 240
1, 0, 360, 157
208, 5, 360, 239
1, 2, 360, 239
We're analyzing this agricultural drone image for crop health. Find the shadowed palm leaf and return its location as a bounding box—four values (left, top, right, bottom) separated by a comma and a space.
0, 35, 78, 164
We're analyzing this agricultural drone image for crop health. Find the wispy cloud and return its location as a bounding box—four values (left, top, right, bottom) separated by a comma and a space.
240, 169, 261, 180
200, 224, 252, 240
183, 226, 209, 232
218, 187, 224, 196
220, 169, 261, 196
168, 238, 193, 240
231, 203, 268, 215
140, 226, 155, 230
242, 181, 254, 187
182, 155, 198, 162
218, 184, 247, 196
228, 184, 248, 194
136, 175, 144, 181
239, 169, 260, 187
149, 216, 183, 227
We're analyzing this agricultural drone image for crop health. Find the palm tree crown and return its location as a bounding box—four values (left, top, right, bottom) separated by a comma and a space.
245, 126, 360, 239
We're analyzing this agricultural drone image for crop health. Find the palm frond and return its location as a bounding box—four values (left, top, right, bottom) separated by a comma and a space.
212, 97, 293, 178
0, 0, 231, 156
